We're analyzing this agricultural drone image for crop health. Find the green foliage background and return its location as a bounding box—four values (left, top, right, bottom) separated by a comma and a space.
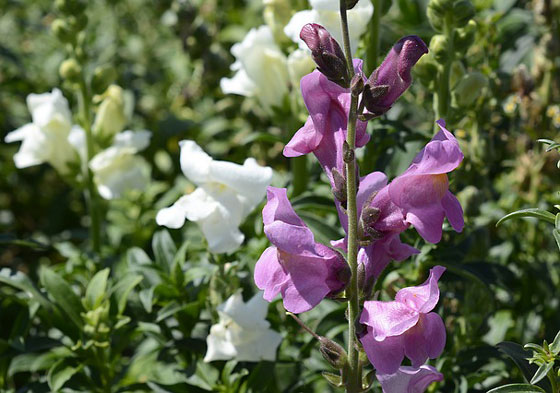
0, 0, 559, 392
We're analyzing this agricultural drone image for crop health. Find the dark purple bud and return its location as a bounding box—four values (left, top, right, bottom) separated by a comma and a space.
362, 35, 428, 114
331, 168, 347, 204
319, 336, 348, 369
350, 73, 364, 96
300, 23, 349, 87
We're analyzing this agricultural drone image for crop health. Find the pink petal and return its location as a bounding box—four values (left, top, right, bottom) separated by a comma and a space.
254, 247, 290, 302
360, 329, 405, 375
403, 312, 446, 367
283, 117, 322, 157
360, 300, 419, 340
395, 266, 445, 313
377, 365, 443, 393
442, 190, 464, 232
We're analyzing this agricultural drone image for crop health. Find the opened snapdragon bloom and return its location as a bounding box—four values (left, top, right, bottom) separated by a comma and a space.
156, 141, 272, 254
360, 266, 447, 374
254, 187, 349, 313
204, 292, 282, 362
377, 365, 444, 393
363, 119, 464, 245
4, 88, 79, 174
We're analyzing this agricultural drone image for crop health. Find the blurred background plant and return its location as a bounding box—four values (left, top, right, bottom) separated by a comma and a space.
1, 0, 560, 392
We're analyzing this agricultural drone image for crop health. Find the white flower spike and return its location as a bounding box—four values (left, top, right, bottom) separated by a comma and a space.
156, 140, 272, 254
4, 88, 79, 174
204, 292, 282, 362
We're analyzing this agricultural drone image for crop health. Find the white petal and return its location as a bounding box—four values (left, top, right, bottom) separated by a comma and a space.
68, 125, 88, 165
5, 123, 36, 143
204, 323, 237, 362
284, 10, 318, 49
156, 195, 190, 229
287, 49, 315, 88
93, 155, 150, 200
27, 88, 72, 131
7, 124, 48, 168
113, 130, 151, 152
179, 140, 213, 185
220, 69, 256, 97
199, 214, 245, 254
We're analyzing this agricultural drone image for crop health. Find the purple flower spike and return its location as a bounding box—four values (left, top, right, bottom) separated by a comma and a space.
377, 365, 444, 393
300, 23, 349, 87
363, 35, 428, 115
284, 60, 369, 183
254, 187, 349, 314
359, 266, 447, 374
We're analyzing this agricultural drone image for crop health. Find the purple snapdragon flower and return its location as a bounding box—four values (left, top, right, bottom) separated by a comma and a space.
254, 187, 349, 314
359, 266, 447, 374
377, 365, 444, 393
284, 60, 370, 183
363, 35, 429, 115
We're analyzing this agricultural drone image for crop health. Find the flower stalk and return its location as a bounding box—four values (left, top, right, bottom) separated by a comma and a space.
339, 0, 361, 391
77, 75, 102, 253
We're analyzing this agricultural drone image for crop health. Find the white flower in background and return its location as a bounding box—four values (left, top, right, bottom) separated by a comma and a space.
4, 88, 79, 174
69, 128, 151, 200
204, 292, 282, 362
287, 49, 316, 89
92, 85, 128, 141
284, 0, 373, 52
220, 25, 290, 111
156, 140, 272, 254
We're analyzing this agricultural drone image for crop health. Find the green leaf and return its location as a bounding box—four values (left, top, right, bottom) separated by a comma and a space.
39, 267, 83, 329
523, 343, 547, 356
553, 229, 560, 252
496, 209, 556, 226
487, 384, 546, 393
111, 274, 143, 315
496, 342, 535, 383
84, 268, 110, 310
530, 362, 553, 384
322, 371, 343, 388
47, 359, 82, 392
550, 330, 560, 355
139, 287, 155, 313
0, 268, 52, 310
153, 230, 177, 273
127, 247, 152, 266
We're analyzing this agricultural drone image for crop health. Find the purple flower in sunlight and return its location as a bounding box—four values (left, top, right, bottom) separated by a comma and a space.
364, 119, 464, 245
363, 35, 428, 115
300, 23, 349, 86
377, 365, 443, 393
360, 266, 447, 374
254, 187, 349, 314
283, 60, 369, 183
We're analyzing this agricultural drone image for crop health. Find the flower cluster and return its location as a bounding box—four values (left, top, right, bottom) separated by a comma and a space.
254, 23, 462, 392
156, 141, 273, 254
220, 0, 373, 111
5, 87, 151, 200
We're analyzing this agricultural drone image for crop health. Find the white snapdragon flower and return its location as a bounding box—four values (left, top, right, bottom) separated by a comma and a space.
92, 85, 127, 141
4, 88, 79, 174
220, 25, 290, 111
287, 49, 316, 89
204, 292, 282, 362
284, 0, 373, 51
69, 128, 151, 200
156, 141, 272, 254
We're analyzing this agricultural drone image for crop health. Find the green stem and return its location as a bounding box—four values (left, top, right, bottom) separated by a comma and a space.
339, 1, 361, 391
547, 368, 558, 393
365, 0, 381, 75
78, 77, 101, 253
291, 155, 308, 197
435, 14, 454, 125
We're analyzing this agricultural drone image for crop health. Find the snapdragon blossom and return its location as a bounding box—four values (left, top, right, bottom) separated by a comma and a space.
204, 292, 282, 362
156, 141, 272, 254
4, 88, 79, 174
254, 187, 348, 313
359, 266, 447, 374
377, 365, 444, 393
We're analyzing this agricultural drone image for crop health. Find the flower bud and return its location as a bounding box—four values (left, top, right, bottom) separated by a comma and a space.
300, 23, 349, 87
51, 19, 74, 43
263, 0, 291, 44
55, 0, 85, 14
454, 19, 477, 53
351, 73, 364, 96
331, 168, 347, 204
91, 65, 117, 95
452, 0, 475, 28
59, 58, 82, 82
319, 336, 348, 369
92, 85, 127, 141
430, 34, 449, 63
362, 35, 428, 115
66, 14, 88, 34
